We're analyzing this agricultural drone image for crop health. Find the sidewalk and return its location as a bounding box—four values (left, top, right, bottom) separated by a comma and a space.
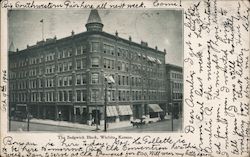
30, 118, 132, 131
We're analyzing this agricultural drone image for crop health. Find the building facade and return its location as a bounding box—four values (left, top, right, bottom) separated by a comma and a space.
165, 64, 183, 118
9, 10, 167, 125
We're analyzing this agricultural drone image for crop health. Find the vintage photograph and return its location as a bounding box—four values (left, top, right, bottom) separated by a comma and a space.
8, 9, 183, 132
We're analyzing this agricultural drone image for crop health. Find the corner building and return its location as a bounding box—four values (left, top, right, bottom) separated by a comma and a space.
9, 10, 167, 125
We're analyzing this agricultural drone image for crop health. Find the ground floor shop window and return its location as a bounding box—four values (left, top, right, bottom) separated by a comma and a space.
107, 117, 116, 123
119, 115, 130, 121
149, 112, 159, 118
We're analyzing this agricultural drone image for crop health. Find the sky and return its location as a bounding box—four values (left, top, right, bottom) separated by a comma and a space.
8, 10, 183, 66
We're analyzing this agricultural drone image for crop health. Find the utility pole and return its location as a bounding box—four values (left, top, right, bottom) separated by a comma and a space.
104, 81, 107, 132
170, 81, 173, 131
27, 90, 31, 131
94, 90, 99, 131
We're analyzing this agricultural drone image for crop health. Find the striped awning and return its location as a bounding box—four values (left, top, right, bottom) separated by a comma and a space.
107, 106, 118, 117
156, 59, 162, 64
118, 105, 133, 116
148, 104, 163, 112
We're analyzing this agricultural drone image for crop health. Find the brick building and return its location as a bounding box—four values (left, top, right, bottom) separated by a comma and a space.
165, 64, 183, 118
8, 10, 167, 125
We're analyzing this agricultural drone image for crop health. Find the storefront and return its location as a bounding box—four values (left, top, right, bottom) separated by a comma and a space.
117, 105, 133, 121
148, 104, 163, 118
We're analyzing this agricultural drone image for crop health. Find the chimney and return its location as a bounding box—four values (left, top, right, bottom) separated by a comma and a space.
16, 48, 19, 52
141, 41, 148, 47
155, 46, 158, 50
115, 30, 118, 36
71, 30, 75, 36
129, 36, 132, 41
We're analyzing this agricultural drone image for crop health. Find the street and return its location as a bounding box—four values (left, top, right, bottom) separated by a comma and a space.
110, 119, 182, 132
9, 121, 86, 132
9, 118, 182, 132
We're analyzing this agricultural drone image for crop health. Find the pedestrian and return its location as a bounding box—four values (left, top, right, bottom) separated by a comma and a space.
91, 118, 95, 126
58, 111, 62, 121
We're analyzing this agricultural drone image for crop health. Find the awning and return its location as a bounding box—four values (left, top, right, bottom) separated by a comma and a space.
147, 56, 151, 61
148, 104, 163, 112
118, 105, 133, 116
107, 106, 118, 117
156, 59, 162, 64
104, 75, 115, 84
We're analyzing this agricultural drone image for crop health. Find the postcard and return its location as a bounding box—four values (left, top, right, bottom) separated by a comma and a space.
0, 0, 249, 157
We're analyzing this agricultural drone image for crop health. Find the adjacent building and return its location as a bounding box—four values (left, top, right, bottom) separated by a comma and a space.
9, 10, 167, 125
165, 64, 183, 118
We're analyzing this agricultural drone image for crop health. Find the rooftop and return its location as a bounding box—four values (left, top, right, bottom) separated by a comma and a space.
9, 10, 166, 55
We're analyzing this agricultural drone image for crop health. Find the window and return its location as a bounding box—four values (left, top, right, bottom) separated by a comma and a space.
76, 60, 81, 70
118, 75, 121, 85
82, 91, 87, 101
59, 91, 63, 101
69, 91, 72, 101
92, 58, 99, 67
91, 73, 99, 84
92, 42, 99, 52
63, 63, 68, 71
91, 89, 99, 102
82, 75, 86, 84
122, 62, 125, 71
118, 91, 121, 101
76, 90, 81, 102
117, 61, 121, 70
103, 59, 107, 68
59, 77, 63, 87
68, 76, 72, 86
68, 49, 72, 57
123, 91, 126, 101
111, 60, 114, 69
82, 58, 86, 68
63, 50, 67, 58
122, 76, 125, 85
76, 46, 82, 55
64, 77, 68, 86
58, 63, 63, 72
64, 91, 68, 101
68, 62, 72, 70
127, 91, 130, 101
76, 75, 81, 85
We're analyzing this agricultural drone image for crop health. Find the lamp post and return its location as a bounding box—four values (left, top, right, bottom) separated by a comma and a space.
170, 80, 173, 131
9, 107, 12, 131
94, 90, 99, 131
103, 74, 115, 132
104, 81, 107, 132
27, 89, 31, 131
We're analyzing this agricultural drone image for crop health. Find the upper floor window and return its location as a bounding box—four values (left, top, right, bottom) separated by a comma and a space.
92, 58, 99, 67
91, 42, 99, 52
91, 73, 99, 84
